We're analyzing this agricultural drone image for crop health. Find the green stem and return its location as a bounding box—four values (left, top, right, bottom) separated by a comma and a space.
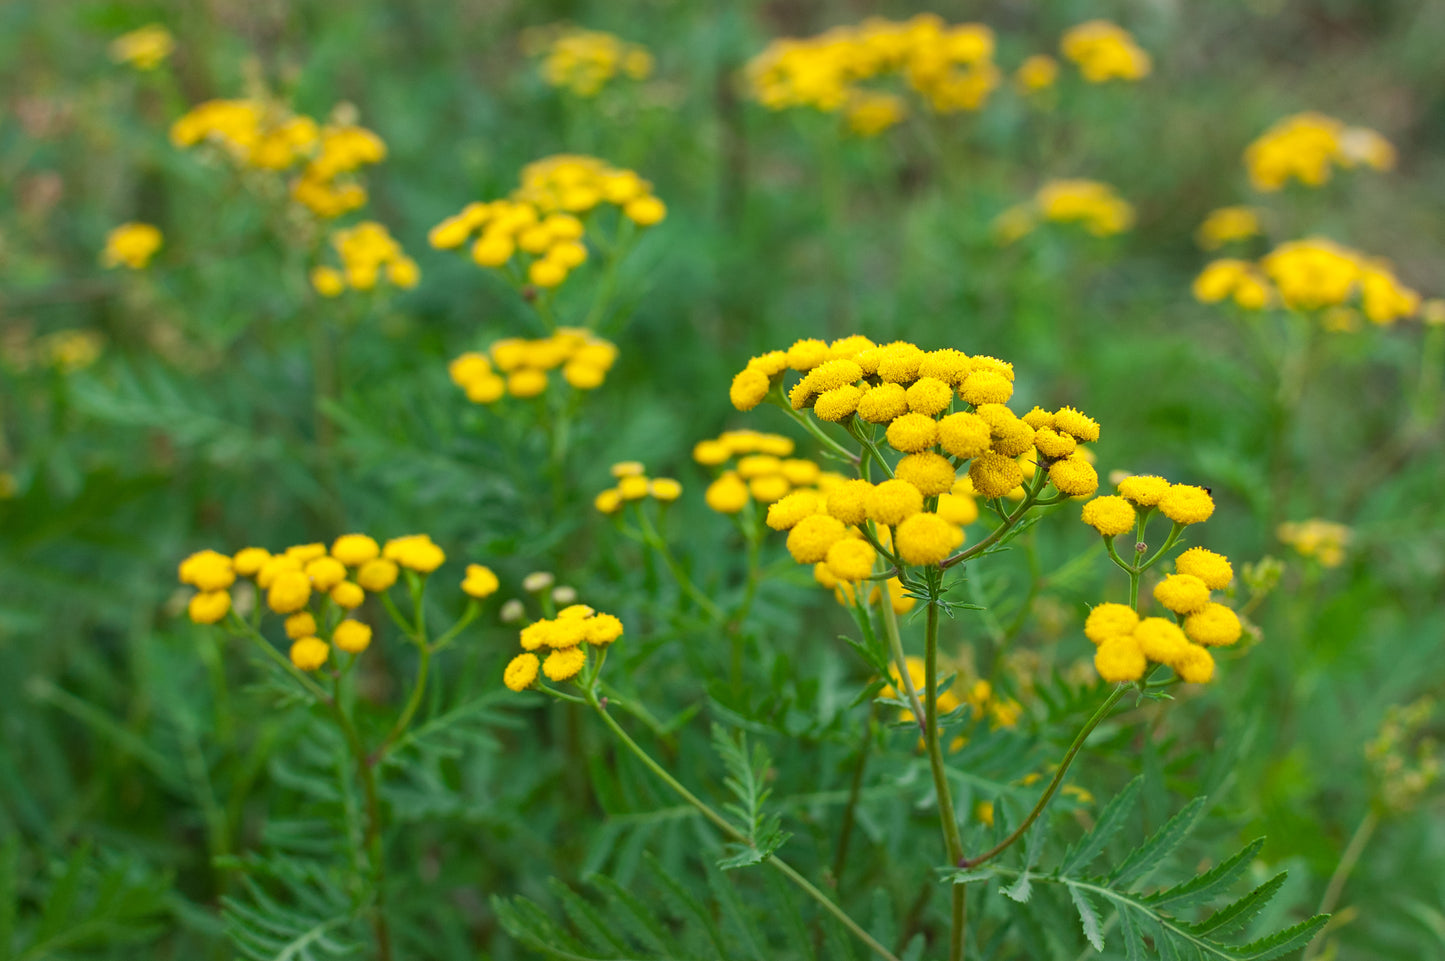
1301, 808, 1379, 961
328, 677, 392, 961
370, 642, 431, 765
636, 503, 726, 622
585, 690, 903, 961
922, 577, 967, 961
878, 591, 927, 733
230, 617, 330, 701
960, 677, 1140, 870
831, 704, 875, 891
778, 404, 860, 466
582, 218, 635, 331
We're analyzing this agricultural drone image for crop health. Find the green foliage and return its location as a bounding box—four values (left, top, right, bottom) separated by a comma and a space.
711, 724, 791, 870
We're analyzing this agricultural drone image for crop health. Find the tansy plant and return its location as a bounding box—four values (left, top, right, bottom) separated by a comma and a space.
176, 534, 499, 961
494, 335, 1327, 961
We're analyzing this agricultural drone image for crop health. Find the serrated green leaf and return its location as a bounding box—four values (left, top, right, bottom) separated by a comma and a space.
1002, 871, 1032, 903
1120, 906, 1147, 961
1224, 914, 1328, 961
1184, 873, 1289, 938
1109, 796, 1207, 890
1145, 839, 1265, 910
1061, 775, 1142, 876
547, 878, 632, 957
1068, 883, 1105, 952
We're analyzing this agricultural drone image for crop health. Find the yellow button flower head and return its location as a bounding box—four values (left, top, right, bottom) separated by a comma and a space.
960, 370, 1013, 406
356, 558, 400, 592
1153, 573, 1211, 615
331, 581, 364, 609
1175, 644, 1215, 683
825, 539, 877, 581
384, 534, 446, 573
1196, 206, 1261, 250
1134, 617, 1190, 667
936, 491, 979, 525
905, 377, 954, 416
1048, 455, 1099, 497
1081, 495, 1136, 537
1184, 604, 1242, 647
179, 549, 236, 592
885, 412, 940, 453
285, 612, 318, 639
305, 556, 348, 591
813, 385, 865, 422
101, 223, 163, 270
1095, 637, 1146, 682
110, 24, 175, 70
867, 479, 924, 527
1016, 54, 1058, 92
649, 478, 683, 501
825, 479, 873, 525
543, 646, 587, 682
1051, 407, 1100, 443
895, 513, 963, 566
504, 652, 541, 691
1084, 603, 1139, 644
287, 543, 328, 563
1060, 21, 1151, 83
766, 490, 822, 531
1175, 547, 1233, 589
969, 452, 1023, 498
730, 369, 772, 411
857, 383, 910, 423
705, 473, 750, 514
290, 637, 329, 671
1278, 519, 1351, 567
332, 534, 380, 566
188, 591, 231, 624
595, 488, 623, 513
895, 452, 956, 496
256, 555, 302, 589
332, 620, 372, 654
1117, 474, 1169, 506
586, 613, 625, 646
267, 570, 312, 614
1033, 180, 1135, 236
462, 564, 500, 599
617, 475, 650, 501
1158, 484, 1214, 525
232, 547, 271, 576
937, 412, 991, 459
786, 514, 848, 564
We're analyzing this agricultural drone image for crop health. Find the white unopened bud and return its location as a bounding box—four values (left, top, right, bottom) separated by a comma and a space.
499, 598, 526, 624
551, 585, 578, 605
522, 571, 555, 593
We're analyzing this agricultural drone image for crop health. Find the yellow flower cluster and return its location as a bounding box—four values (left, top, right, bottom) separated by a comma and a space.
595, 461, 682, 514
110, 24, 174, 71
429, 155, 665, 289
178, 535, 495, 670
307, 221, 416, 296
1277, 519, 1350, 567
503, 604, 625, 691
1194, 237, 1421, 324
1244, 112, 1395, 192
1081, 473, 1216, 537
171, 100, 385, 218
1059, 21, 1151, 83
1079, 477, 1238, 684
744, 13, 1000, 127
528, 24, 654, 97
692, 429, 839, 514
101, 223, 162, 270
995, 179, 1134, 242
449, 329, 619, 404
731, 337, 1100, 594
311, 222, 419, 296
1195, 206, 1261, 250
34, 330, 104, 372
1014, 54, 1059, 92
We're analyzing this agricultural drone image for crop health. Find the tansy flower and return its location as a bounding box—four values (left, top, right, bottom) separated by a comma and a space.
1048, 455, 1099, 497
101, 223, 163, 269
233, 547, 271, 576
786, 514, 848, 564
384, 534, 446, 573
356, 558, 400, 592
969, 452, 1023, 498
333, 620, 372, 653
867, 479, 924, 527
1117, 474, 1169, 506
1081, 495, 1136, 537
894, 513, 963, 566
1153, 573, 1211, 615
894, 452, 956, 496
331, 581, 365, 609
110, 24, 174, 70
1175, 547, 1233, 589
332, 534, 380, 566
706, 473, 749, 513
179, 549, 236, 592
1094, 637, 1146, 682
1184, 604, 1242, 647
462, 564, 500, 598
938, 412, 992, 459
304, 556, 348, 591
188, 591, 231, 624
1134, 618, 1191, 667
290, 637, 330, 671
267, 571, 312, 614
826, 479, 872, 525
543, 646, 587, 682
767, 491, 823, 530
285, 612, 318, 639
825, 539, 877, 581
1084, 603, 1138, 644
1158, 485, 1215, 525
586, 613, 624, 646
1197, 206, 1261, 250
857, 383, 910, 423
885, 413, 939, 453
504, 653, 540, 691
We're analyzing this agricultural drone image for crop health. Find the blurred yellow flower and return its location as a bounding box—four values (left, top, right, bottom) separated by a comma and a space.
110, 24, 174, 71
101, 223, 162, 269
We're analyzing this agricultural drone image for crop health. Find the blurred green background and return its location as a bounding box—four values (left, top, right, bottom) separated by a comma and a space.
1, 1, 1442, 959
